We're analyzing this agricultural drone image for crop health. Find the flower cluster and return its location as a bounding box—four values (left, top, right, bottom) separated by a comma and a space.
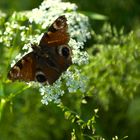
4, 0, 91, 105
40, 68, 88, 105
0, 11, 6, 42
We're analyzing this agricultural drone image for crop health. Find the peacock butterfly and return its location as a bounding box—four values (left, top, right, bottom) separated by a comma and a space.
8, 15, 72, 84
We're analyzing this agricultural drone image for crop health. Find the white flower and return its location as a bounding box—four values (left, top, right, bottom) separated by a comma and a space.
0, 10, 6, 18
6, 0, 91, 105
40, 79, 65, 105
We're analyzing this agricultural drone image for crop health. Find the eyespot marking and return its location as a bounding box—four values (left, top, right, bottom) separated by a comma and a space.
35, 71, 47, 83
13, 66, 20, 73
53, 16, 66, 30
47, 31, 52, 35
16, 60, 24, 69
58, 45, 71, 58
8, 66, 21, 79
21, 59, 25, 64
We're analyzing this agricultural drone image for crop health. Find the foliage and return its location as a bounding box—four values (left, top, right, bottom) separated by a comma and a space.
0, 0, 140, 31
69, 0, 140, 32
82, 25, 140, 139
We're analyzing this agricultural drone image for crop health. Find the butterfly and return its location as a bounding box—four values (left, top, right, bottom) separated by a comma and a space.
8, 15, 72, 85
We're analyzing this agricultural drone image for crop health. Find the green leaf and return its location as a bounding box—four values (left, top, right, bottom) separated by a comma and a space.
80, 11, 108, 20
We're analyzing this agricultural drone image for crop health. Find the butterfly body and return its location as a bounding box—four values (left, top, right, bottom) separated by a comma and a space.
8, 16, 72, 84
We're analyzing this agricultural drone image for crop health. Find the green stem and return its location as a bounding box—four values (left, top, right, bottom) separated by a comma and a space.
5, 85, 30, 102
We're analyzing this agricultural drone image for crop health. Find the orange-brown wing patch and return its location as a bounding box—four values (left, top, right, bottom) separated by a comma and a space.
8, 52, 36, 82
39, 15, 69, 47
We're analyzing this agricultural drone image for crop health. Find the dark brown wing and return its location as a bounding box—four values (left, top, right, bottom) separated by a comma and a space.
7, 51, 66, 84
39, 15, 69, 47
8, 52, 36, 82
34, 55, 62, 84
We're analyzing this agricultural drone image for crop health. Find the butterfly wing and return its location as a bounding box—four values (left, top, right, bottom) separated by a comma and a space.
8, 52, 36, 82
34, 55, 62, 84
39, 15, 69, 47
8, 51, 64, 84
38, 15, 72, 71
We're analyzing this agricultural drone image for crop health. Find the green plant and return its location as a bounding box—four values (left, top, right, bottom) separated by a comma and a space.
1, 0, 140, 140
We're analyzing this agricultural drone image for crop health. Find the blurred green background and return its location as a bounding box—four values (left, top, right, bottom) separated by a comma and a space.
0, 0, 140, 32
1, 0, 140, 140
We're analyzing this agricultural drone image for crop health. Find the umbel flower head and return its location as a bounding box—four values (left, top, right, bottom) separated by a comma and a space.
6, 0, 91, 105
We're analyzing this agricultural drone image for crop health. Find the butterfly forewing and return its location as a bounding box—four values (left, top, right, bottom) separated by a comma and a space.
39, 15, 69, 47
8, 53, 36, 82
